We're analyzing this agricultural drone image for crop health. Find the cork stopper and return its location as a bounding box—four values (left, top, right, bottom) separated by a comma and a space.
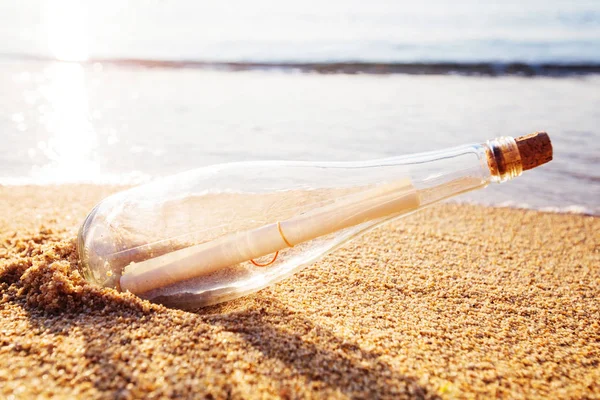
515, 132, 553, 171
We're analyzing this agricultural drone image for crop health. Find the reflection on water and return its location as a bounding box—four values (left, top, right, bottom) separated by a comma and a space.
33, 62, 98, 182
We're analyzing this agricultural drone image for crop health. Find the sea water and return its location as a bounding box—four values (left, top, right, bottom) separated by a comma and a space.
0, 0, 598, 214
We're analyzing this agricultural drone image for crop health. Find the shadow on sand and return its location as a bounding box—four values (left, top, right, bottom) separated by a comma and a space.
11, 292, 437, 399
201, 297, 436, 399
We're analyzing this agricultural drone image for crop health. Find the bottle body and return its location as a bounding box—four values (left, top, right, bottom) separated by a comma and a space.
78, 140, 502, 308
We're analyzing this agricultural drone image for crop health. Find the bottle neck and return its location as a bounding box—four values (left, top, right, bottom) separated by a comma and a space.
485, 136, 523, 183
412, 136, 524, 208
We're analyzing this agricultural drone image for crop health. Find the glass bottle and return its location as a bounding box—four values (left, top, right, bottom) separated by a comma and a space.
78, 132, 552, 309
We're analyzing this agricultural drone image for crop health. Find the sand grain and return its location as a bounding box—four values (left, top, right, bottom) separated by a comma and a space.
1, 185, 599, 399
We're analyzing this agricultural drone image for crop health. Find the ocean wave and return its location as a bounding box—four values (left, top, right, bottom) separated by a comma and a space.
2, 53, 600, 77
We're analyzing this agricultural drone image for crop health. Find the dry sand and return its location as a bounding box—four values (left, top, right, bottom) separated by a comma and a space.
1, 185, 598, 399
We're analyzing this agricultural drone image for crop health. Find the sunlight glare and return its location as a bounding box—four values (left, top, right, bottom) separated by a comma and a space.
34, 62, 99, 182
45, 0, 89, 61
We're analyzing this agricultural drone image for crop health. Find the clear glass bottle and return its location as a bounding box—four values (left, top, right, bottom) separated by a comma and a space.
78, 133, 552, 309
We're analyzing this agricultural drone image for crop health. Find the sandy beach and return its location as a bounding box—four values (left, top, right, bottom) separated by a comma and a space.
1, 185, 598, 399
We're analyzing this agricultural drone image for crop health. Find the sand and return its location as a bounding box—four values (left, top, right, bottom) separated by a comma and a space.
1, 185, 598, 399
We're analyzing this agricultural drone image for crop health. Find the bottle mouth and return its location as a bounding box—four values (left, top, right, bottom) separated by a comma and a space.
486, 136, 523, 183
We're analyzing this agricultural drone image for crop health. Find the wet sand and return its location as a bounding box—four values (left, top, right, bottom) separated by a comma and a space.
1, 185, 598, 399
